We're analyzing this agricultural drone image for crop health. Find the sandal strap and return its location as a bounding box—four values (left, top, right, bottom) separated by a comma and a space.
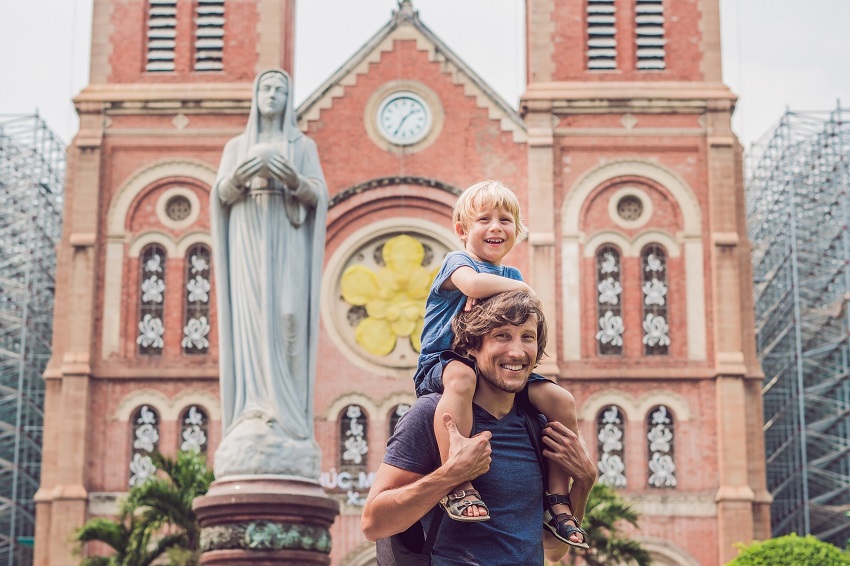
447, 489, 481, 501
546, 493, 571, 506
553, 513, 581, 527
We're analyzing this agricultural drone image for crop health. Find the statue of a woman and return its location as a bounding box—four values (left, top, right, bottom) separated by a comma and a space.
210, 69, 327, 479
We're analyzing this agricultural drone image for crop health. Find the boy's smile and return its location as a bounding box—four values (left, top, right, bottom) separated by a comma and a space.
456, 205, 517, 265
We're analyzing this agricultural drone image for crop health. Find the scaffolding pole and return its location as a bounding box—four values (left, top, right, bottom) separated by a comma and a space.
747, 104, 850, 546
0, 114, 64, 566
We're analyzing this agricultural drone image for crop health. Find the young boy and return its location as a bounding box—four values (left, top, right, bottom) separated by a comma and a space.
413, 180, 589, 548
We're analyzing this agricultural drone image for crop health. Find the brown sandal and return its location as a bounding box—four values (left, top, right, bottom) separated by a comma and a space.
543, 493, 589, 549
439, 488, 490, 522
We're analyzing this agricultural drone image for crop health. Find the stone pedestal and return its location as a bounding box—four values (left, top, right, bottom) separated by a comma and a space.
194, 477, 340, 565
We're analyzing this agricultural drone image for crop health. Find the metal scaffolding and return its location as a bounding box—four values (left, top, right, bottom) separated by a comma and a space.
747, 104, 850, 546
0, 115, 64, 565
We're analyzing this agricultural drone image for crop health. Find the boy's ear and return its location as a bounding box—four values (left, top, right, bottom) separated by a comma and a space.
454, 221, 467, 241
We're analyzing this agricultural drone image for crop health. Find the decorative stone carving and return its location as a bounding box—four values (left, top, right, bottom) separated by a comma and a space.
199, 522, 331, 553
596, 247, 624, 355
597, 405, 627, 487
648, 406, 677, 488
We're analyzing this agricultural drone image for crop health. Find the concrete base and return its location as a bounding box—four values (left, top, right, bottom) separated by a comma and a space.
194, 477, 340, 565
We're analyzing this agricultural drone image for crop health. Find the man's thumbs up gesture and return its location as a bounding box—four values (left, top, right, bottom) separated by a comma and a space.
443, 413, 492, 482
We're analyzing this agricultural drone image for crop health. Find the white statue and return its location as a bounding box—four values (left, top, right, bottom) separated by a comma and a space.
210, 69, 327, 479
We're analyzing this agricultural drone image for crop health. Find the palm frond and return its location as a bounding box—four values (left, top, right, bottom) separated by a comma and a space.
562, 483, 652, 566
74, 518, 130, 553
139, 533, 189, 566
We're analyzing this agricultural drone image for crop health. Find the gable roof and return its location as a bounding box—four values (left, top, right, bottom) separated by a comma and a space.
296, 1, 526, 142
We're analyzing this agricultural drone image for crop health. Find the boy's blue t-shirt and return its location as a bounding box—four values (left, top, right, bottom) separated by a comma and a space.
414, 251, 523, 390
384, 393, 545, 565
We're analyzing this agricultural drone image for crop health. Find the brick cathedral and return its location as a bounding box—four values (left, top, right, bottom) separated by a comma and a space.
35, 0, 769, 564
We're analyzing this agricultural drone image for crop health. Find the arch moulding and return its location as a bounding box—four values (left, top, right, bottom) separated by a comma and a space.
561, 159, 706, 362
102, 159, 216, 359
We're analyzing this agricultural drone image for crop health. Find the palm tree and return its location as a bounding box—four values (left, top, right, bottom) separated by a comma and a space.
557, 483, 652, 566
74, 450, 214, 566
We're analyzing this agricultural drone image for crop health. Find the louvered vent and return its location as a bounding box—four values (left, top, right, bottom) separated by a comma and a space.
636, 0, 666, 70
195, 0, 225, 71
146, 0, 177, 72
587, 0, 617, 70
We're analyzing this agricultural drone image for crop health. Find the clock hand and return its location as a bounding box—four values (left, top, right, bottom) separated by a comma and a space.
393, 110, 414, 136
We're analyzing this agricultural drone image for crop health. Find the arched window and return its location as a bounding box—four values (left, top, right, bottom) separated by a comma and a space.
182, 244, 211, 354
179, 405, 208, 453
129, 405, 159, 486
595, 246, 624, 355
647, 405, 677, 488
339, 405, 368, 475
388, 403, 411, 437
137, 244, 166, 355
597, 405, 626, 487
641, 244, 670, 355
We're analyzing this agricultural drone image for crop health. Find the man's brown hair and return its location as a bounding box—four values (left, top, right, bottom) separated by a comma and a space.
451, 291, 548, 366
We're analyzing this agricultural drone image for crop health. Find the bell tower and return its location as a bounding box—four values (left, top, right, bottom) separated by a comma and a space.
35, 1, 295, 563
523, 0, 770, 563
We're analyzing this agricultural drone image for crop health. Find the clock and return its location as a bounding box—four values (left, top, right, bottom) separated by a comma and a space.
376, 91, 431, 145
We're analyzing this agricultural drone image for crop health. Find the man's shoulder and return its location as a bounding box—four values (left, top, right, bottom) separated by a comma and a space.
402, 393, 441, 421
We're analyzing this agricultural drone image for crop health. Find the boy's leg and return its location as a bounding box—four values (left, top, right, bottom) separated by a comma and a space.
433, 359, 487, 518
528, 380, 586, 545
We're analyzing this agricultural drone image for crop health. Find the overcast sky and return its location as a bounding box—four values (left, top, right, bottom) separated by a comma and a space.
1, 0, 848, 149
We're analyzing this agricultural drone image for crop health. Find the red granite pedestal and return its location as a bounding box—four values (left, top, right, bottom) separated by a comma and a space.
193, 477, 340, 565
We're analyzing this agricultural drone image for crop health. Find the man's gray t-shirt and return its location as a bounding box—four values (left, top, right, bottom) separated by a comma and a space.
384, 393, 545, 565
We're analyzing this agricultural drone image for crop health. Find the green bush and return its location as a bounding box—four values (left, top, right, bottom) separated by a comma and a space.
728, 534, 850, 566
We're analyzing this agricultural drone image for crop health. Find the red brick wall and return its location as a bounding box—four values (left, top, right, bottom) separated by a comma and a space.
543, 0, 704, 81
107, 0, 273, 83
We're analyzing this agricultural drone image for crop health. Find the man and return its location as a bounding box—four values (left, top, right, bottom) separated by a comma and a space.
361, 291, 596, 564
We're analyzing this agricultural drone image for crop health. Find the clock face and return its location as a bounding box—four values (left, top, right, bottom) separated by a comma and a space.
377, 92, 431, 145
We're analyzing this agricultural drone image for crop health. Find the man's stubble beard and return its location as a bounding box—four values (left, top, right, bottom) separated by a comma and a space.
478, 369, 528, 394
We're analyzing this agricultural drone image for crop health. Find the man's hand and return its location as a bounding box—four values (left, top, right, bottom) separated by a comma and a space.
443, 413, 492, 482
541, 421, 596, 485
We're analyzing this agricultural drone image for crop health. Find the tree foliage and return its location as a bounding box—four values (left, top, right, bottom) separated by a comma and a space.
558, 482, 652, 566
74, 451, 213, 566
727, 534, 850, 566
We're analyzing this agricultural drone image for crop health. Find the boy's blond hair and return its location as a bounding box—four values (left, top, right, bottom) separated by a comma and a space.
452, 180, 528, 242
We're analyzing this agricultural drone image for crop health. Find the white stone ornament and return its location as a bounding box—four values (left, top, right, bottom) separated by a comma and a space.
137, 315, 165, 348
596, 310, 624, 346
141, 275, 166, 303
642, 313, 671, 347
645, 253, 663, 272
600, 252, 619, 274
647, 406, 677, 487
182, 316, 211, 349
191, 254, 209, 274
597, 277, 622, 305
597, 406, 627, 487
145, 253, 163, 273
643, 278, 667, 306
129, 453, 156, 487
133, 406, 160, 452
187, 275, 211, 303
342, 406, 368, 465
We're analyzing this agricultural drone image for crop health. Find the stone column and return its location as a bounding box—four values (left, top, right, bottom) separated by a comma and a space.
525, 100, 560, 375
706, 99, 758, 563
